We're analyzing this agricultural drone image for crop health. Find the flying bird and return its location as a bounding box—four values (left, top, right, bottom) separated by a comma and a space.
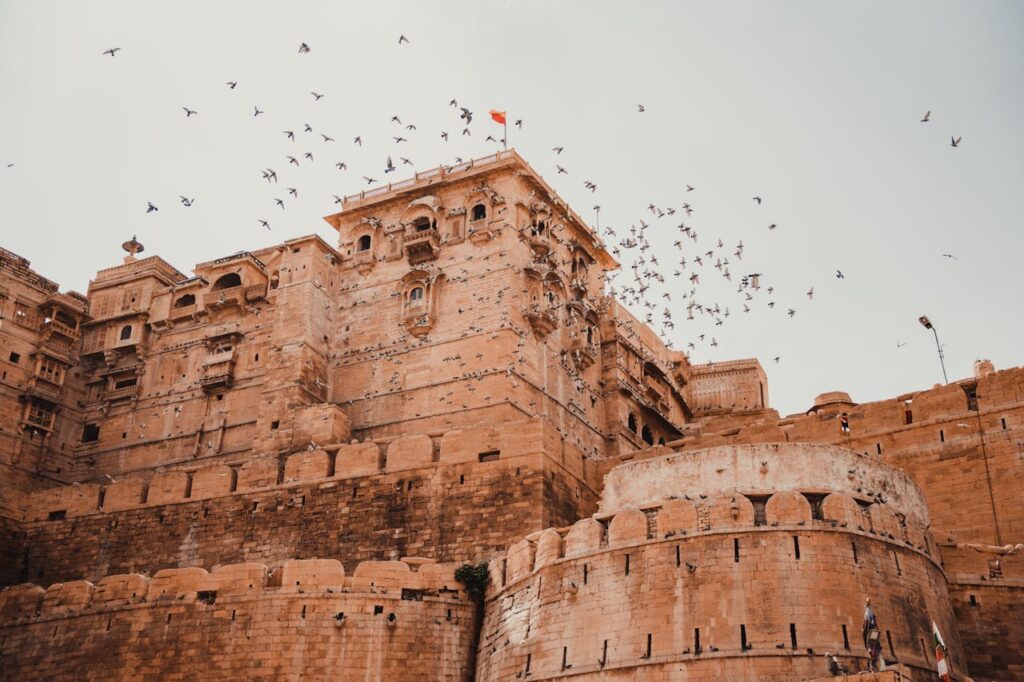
896, 341, 907, 349
179, 196, 194, 207
274, 198, 285, 209
398, 34, 410, 44
298, 42, 311, 53
753, 196, 762, 204
460, 107, 473, 124
258, 219, 270, 230
321, 134, 334, 142
385, 156, 396, 173
806, 287, 814, 299
920, 111, 930, 122
226, 81, 237, 89
768, 223, 777, 230
284, 130, 294, 140
942, 253, 959, 260
637, 104, 645, 112
441, 131, 449, 141
102, 47, 121, 57
311, 91, 324, 100
146, 202, 158, 213
951, 136, 962, 148
363, 176, 376, 184
835, 270, 845, 279
287, 187, 297, 197
253, 106, 264, 117
182, 107, 197, 117
335, 161, 347, 170
552, 146, 564, 154
353, 136, 362, 146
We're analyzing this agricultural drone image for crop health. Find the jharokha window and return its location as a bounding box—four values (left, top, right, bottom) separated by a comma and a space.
471, 204, 486, 221
37, 357, 65, 385
357, 234, 372, 251
409, 287, 424, 304
26, 399, 55, 430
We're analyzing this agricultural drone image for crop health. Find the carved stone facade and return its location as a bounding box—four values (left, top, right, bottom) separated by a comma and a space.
0, 151, 1020, 680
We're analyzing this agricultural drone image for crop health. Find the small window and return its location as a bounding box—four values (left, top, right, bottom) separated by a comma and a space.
413, 217, 432, 232
409, 287, 424, 303
114, 378, 137, 389
8, 351, 20, 363
641, 425, 654, 445
174, 294, 196, 308
212, 273, 242, 290
81, 423, 100, 443
119, 325, 133, 341
357, 234, 372, 252
471, 204, 486, 221
478, 450, 500, 463
627, 413, 637, 433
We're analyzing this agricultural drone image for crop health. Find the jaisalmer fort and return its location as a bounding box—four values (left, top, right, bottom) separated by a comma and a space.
0, 151, 1021, 681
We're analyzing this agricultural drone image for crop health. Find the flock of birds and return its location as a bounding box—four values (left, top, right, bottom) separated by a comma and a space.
84, 40, 967, 365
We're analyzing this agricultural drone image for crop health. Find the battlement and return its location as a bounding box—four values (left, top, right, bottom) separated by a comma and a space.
17, 417, 595, 523
476, 443, 964, 681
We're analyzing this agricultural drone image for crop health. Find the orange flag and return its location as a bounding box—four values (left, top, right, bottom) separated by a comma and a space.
490, 110, 506, 125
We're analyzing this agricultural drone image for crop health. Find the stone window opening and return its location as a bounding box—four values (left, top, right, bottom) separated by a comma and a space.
740, 624, 749, 651
478, 450, 500, 463
212, 273, 242, 290
561, 646, 571, 670
790, 623, 798, 649
842, 624, 850, 649
174, 294, 196, 308
81, 423, 100, 443
1001, 417, 1007, 430
197, 590, 217, 605
471, 203, 486, 221
852, 541, 859, 564
627, 413, 638, 433
734, 538, 740, 563
968, 594, 978, 607
641, 425, 654, 446
357, 234, 372, 251
693, 628, 701, 655
793, 536, 801, 560
839, 415, 849, 433
413, 217, 434, 232
409, 287, 424, 304
119, 325, 133, 341
8, 351, 20, 363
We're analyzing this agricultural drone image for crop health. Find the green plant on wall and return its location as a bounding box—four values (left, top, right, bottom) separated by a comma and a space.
455, 561, 490, 601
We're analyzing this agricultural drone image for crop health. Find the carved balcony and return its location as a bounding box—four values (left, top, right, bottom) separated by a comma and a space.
204, 286, 243, 310
105, 383, 140, 402
523, 304, 558, 338
40, 318, 80, 342
567, 336, 598, 370
402, 228, 441, 264
200, 350, 236, 392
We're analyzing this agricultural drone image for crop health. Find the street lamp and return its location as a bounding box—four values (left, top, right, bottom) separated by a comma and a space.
918, 315, 949, 384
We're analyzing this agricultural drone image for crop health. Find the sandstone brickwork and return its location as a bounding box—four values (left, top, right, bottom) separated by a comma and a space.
1, 151, 1021, 680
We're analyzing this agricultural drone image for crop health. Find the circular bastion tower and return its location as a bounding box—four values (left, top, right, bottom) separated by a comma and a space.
476, 443, 964, 681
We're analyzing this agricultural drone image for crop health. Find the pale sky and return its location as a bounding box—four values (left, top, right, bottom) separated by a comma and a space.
1, 1, 1021, 416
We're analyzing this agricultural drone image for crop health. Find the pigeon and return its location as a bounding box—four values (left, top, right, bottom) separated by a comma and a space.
226, 81, 238, 89
353, 136, 362, 146
274, 198, 285, 209
637, 104, 645, 112
942, 253, 959, 261
385, 156, 396, 173
284, 130, 295, 140
806, 287, 814, 299
768, 223, 777, 230
753, 196, 762, 204
363, 176, 376, 184
553, 146, 564, 154
146, 202, 158, 213
253, 106, 264, 117
460, 107, 473, 124
335, 161, 347, 170
258, 219, 270, 230
311, 91, 324, 100
179, 196, 194, 207
441, 131, 449, 141
298, 42, 311, 53
321, 134, 334, 142
836, 270, 845, 279
182, 107, 197, 117
287, 187, 298, 197
951, 136, 962, 148
398, 34, 410, 44
102, 47, 121, 57
921, 110, 931, 122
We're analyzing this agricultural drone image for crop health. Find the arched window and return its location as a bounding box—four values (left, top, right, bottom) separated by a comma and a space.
409, 287, 424, 303
413, 217, 432, 232
357, 235, 372, 251
641, 425, 654, 446
119, 325, 133, 341
546, 291, 556, 304
174, 294, 196, 308
471, 204, 486, 221
586, 327, 594, 345
627, 413, 638, 433
537, 221, 546, 234
212, 273, 242, 290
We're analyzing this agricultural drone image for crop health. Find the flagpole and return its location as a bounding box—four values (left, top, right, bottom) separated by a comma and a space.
504, 118, 508, 150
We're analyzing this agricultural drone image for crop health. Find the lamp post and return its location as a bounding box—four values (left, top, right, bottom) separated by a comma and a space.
918, 315, 949, 384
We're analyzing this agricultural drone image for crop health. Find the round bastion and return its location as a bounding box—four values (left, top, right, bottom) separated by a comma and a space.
477, 443, 964, 682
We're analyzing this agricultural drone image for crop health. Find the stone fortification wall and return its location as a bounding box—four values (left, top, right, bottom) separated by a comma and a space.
6, 418, 599, 587
0, 558, 474, 680
477, 445, 964, 682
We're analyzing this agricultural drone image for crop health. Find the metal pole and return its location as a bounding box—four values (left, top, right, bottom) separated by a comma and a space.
931, 327, 949, 384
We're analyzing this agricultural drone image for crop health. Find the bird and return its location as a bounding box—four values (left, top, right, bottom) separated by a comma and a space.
385, 156, 396, 173
363, 176, 376, 184
258, 219, 270, 230
304, 123, 313, 133
398, 34, 409, 44
335, 161, 347, 170
303, 151, 313, 161
942, 253, 958, 260
401, 157, 413, 165
515, 119, 523, 128
284, 130, 295, 140
226, 81, 237, 89
896, 341, 907, 349
637, 104, 645, 112
753, 196, 762, 204
286, 155, 299, 166
773, 356, 781, 364
552, 146, 564, 154
393, 136, 407, 143
353, 136, 362, 146
686, 185, 695, 192
102, 47, 121, 57
179, 196, 194, 207
311, 91, 324, 100
321, 134, 334, 142
768, 223, 777, 230
287, 187, 297, 197
460, 107, 473, 124
274, 198, 285, 209
921, 110, 931, 122
253, 106, 264, 117
298, 42, 311, 53
806, 287, 814, 299
836, 270, 845, 279
556, 165, 567, 174
182, 107, 197, 117
951, 136, 962, 148
441, 131, 449, 141
146, 202, 158, 213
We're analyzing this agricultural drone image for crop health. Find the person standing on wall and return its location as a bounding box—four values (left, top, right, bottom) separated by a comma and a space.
862, 598, 883, 672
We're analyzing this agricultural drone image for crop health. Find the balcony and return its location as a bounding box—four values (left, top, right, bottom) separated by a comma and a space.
567, 336, 598, 370
528, 234, 551, 257
402, 227, 441, 264
200, 350, 235, 392
40, 318, 80, 341
204, 286, 243, 310
523, 304, 558, 338
644, 374, 670, 411
106, 383, 140, 402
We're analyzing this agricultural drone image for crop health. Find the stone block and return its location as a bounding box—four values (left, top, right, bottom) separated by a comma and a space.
209, 563, 267, 596
42, 580, 95, 616
505, 539, 535, 583
190, 464, 235, 499
146, 471, 190, 505
334, 442, 381, 477
352, 560, 412, 589
237, 455, 278, 490
822, 492, 865, 530
564, 518, 603, 558
705, 492, 755, 530
290, 403, 352, 448
278, 559, 346, 593
607, 509, 647, 546
0, 585, 45, 620
149, 567, 210, 601
32, 484, 102, 520
765, 490, 813, 525
94, 573, 150, 606
102, 478, 147, 511
533, 529, 562, 570
386, 434, 434, 471
283, 449, 332, 483
656, 498, 698, 537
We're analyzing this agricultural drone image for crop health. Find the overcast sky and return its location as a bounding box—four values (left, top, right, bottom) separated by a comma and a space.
1, 1, 1021, 416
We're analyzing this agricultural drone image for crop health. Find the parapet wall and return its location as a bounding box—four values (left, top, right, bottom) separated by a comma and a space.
9, 418, 600, 587
0, 558, 474, 681
477, 445, 965, 682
